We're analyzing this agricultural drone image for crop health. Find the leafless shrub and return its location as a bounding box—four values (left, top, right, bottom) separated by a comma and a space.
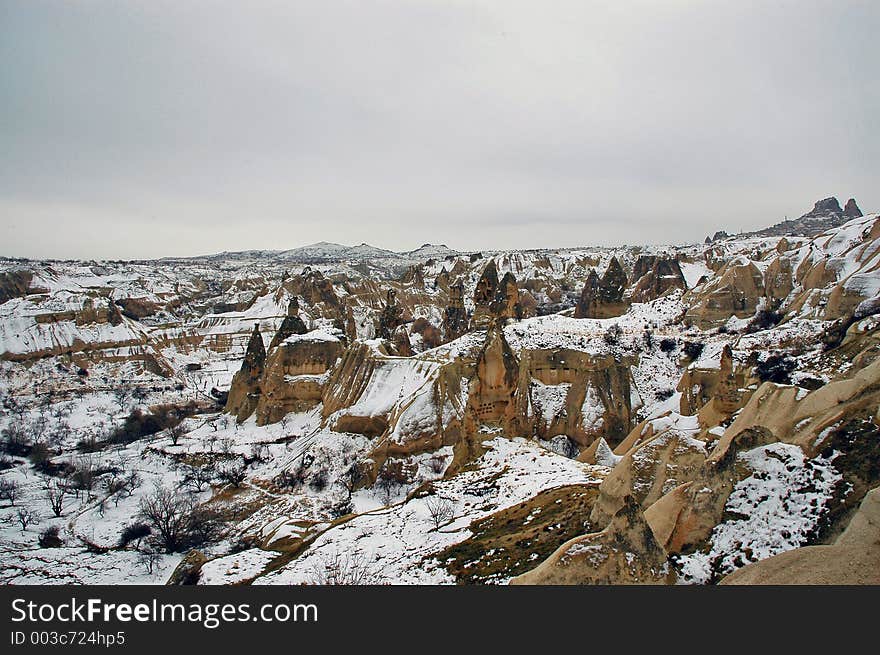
428, 454, 447, 475
111, 387, 130, 413
38, 524, 63, 548
118, 522, 151, 550
603, 323, 623, 345
137, 549, 162, 574
376, 458, 417, 504
216, 460, 247, 488
248, 443, 269, 463
1, 422, 30, 456
29, 441, 53, 472
425, 495, 454, 530
104, 470, 141, 505
307, 550, 381, 585
69, 455, 97, 497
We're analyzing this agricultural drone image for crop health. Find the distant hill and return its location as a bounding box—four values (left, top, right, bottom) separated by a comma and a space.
708, 196, 864, 242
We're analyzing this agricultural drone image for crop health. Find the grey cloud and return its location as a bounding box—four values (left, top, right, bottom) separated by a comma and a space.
1, 1, 877, 258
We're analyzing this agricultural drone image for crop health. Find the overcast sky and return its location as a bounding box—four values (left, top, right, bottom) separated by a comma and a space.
1, 1, 878, 259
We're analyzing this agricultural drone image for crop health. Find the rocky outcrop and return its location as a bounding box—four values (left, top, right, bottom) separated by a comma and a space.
225, 324, 266, 422
844, 198, 863, 218
573, 270, 600, 319
510, 495, 672, 585
400, 265, 425, 288
465, 322, 520, 430
683, 259, 764, 328
390, 325, 414, 356
0, 270, 36, 305
589, 413, 708, 527
643, 426, 776, 553
519, 349, 637, 447
711, 356, 880, 458
574, 257, 629, 318
282, 268, 341, 318
411, 318, 442, 350
377, 289, 404, 340
442, 278, 469, 342
471, 262, 520, 328
802, 196, 843, 219
268, 298, 308, 350
166, 550, 208, 585
254, 332, 343, 425
0, 290, 169, 376
630, 256, 687, 303
748, 196, 864, 238
677, 345, 748, 419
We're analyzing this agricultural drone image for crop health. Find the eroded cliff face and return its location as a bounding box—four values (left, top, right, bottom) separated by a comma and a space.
684, 259, 765, 328
255, 334, 344, 425
518, 348, 637, 447
235, 317, 641, 482
629, 256, 687, 304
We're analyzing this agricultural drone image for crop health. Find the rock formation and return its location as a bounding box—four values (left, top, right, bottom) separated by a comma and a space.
643, 426, 777, 554
268, 297, 308, 350
465, 321, 520, 429
225, 324, 267, 422
442, 278, 469, 341
683, 259, 765, 328
471, 262, 521, 328
630, 256, 687, 303
377, 289, 404, 340
518, 348, 637, 447
574, 257, 629, 318
282, 267, 341, 318
588, 416, 709, 528
254, 331, 343, 425
0, 270, 36, 305
844, 197, 863, 218
511, 495, 672, 585
802, 196, 843, 219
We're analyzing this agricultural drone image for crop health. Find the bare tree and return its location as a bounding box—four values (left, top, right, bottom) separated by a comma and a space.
179, 462, 214, 493
104, 470, 141, 506
16, 507, 39, 532
47, 419, 72, 449
111, 387, 129, 413
0, 478, 18, 506
248, 443, 269, 463
167, 422, 186, 446
69, 455, 97, 499
138, 484, 196, 553
2, 422, 30, 456
425, 496, 454, 530
45, 477, 70, 517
